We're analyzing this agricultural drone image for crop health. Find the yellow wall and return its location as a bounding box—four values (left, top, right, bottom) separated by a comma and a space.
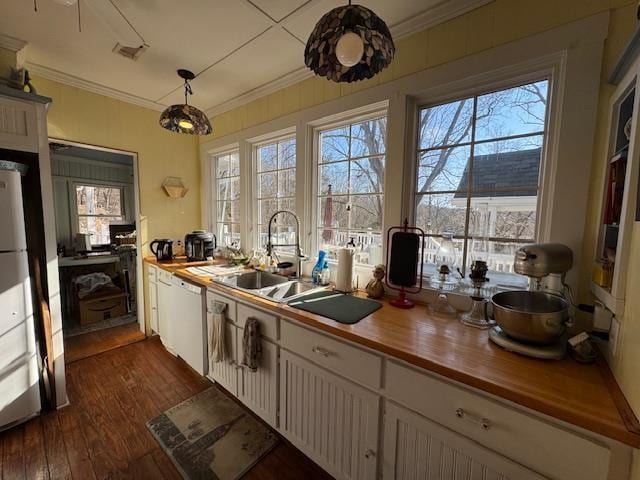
34, 76, 202, 247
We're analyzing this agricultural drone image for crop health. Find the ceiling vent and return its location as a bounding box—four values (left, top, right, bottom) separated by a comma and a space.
112, 43, 148, 61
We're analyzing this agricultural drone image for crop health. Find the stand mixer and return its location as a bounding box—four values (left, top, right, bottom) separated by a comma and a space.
459, 260, 495, 329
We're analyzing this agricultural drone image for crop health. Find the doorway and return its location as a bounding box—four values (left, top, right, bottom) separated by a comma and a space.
48, 139, 145, 362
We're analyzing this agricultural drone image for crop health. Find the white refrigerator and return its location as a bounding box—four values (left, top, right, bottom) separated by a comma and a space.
0, 167, 41, 429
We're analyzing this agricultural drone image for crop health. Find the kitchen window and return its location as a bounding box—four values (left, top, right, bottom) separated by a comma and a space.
316, 115, 386, 266
75, 184, 125, 245
255, 137, 296, 251
215, 151, 240, 246
414, 79, 548, 284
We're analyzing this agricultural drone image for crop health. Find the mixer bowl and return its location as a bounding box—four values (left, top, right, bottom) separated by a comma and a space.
491, 291, 569, 345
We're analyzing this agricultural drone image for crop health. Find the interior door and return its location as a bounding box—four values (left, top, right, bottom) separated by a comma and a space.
383, 402, 545, 480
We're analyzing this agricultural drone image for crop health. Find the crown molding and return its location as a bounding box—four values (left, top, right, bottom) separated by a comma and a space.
0, 34, 28, 52
25, 62, 167, 112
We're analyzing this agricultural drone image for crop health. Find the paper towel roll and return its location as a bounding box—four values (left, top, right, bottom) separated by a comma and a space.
335, 248, 354, 293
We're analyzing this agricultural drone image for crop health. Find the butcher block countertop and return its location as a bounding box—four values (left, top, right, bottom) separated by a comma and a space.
145, 256, 640, 447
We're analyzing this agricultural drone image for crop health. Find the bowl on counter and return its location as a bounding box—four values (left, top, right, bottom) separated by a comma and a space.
491, 291, 570, 345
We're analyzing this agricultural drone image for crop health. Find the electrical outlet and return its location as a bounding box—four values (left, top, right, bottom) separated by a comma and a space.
609, 317, 621, 358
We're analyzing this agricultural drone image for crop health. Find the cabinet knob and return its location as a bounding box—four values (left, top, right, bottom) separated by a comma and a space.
364, 449, 376, 459
311, 346, 333, 357
455, 408, 491, 430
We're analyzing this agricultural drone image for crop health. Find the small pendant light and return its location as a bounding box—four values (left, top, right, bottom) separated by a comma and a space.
304, 1, 395, 83
159, 69, 212, 136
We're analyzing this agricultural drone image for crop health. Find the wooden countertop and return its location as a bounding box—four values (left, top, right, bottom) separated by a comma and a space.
145, 256, 640, 447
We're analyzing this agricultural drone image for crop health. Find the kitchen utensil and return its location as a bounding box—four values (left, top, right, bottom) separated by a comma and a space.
385, 219, 424, 309
514, 243, 573, 290
335, 247, 355, 293
184, 230, 216, 262
277, 261, 296, 277
491, 290, 570, 345
150, 239, 173, 261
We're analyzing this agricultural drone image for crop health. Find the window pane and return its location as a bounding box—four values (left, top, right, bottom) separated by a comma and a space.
258, 199, 278, 226
229, 153, 240, 176
475, 80, 548, 141
258, 171, 278, 198
217, 201, 239, 223
415, 193, 467, 236
350, 157, 385, 194
419, 98, 473, 150
78, 215, 122, 245
258, 144, 278, 172
278, 139, 296, 169
351, 194, 383, 230
417, 146, 471, 193
422, 235, 465, 273
278, 169, 296, 197
76, 186, 122, 216
468, 197, 537, 241
472, 137, 542, 194
318, 229, 349, 258
279, 197, 296, 216
466, 239, 528, 286
319, 195, 349, 231
219, 223, 240, 247
217, 178, 230, 201
351, 118, 386, 157
348, 231, 384, 266
320, 126, 350, 163
319, 162, 349, 195
216, 155, 230, 178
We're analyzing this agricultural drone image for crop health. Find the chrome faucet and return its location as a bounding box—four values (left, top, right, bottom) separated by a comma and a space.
266, 210, 305, 277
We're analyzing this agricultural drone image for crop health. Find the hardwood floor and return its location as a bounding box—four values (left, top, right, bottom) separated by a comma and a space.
0, 337, 332, 479
63, 322, 146, 364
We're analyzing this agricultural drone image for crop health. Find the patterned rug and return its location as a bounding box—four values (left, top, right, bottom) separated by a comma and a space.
147, 387, 278, 479
63, 313, 138, 337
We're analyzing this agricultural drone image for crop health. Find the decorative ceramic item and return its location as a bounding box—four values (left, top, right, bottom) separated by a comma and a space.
161, 176, 188, 198
365, 264, 386, 299
304, 1, 395, 83
159, 69, 212, 135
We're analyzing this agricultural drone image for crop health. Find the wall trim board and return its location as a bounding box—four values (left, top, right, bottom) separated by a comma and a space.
0, 33, 27, 52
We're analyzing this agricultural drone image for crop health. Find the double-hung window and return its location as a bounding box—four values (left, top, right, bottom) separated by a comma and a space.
255, 137, 296, 251
317, 115, 387, 265
215, 151, 241, 246
414, 80, 549, 283
75, 184, 125, 245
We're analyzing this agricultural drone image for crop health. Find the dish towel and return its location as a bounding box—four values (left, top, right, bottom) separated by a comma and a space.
209, 302, 227, 363
242, 318, 262, 372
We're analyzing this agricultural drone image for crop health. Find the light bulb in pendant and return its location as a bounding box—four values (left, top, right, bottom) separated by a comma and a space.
335, 31, 364, 67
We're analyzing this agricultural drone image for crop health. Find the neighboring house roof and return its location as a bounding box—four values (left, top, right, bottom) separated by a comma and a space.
454, 147, 540, 198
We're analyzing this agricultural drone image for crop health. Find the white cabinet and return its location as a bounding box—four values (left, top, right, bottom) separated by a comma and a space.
147, 266, 158, 333
383, 403, 544, 480
0, 96, 39, 153
206, 291, 239, 395
157, 269, 175, 354
237, 331, 278, 427
279, 350, 379, 480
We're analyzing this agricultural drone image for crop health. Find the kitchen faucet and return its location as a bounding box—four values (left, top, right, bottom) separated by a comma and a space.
266, 210, 305, 277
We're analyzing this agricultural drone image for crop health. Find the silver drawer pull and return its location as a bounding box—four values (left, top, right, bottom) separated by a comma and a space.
312, 346, 333, 357
455, 408, 491, 430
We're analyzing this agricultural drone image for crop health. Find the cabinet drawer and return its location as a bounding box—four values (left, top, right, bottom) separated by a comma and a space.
385, 361, 610, 480
207, 290, 237, 323
147, 265, 157, 283
281, 319, 382, 389
157, 268, 172, 284
237, 303, 278, 341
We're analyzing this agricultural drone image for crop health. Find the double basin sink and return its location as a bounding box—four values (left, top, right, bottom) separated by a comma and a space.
214, 270, 327, 303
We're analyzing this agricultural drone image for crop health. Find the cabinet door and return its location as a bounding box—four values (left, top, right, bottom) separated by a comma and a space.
157, 281, 175, 354
148, 280, 158, 333
383, 403, 544, 480
237, 331, 278, 428
0, 96, 38, 153
206, 300, 238, 396
280, 350, 379, 480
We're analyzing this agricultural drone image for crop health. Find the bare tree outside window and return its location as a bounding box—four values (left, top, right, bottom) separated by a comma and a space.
317, 116, 387, 265
415, 80, 549, 282
215, 152, 241, 246
76, 185, 124, 245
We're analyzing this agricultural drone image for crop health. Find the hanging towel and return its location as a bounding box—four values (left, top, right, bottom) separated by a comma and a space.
209, 302, 227, 363
242, 318, 262, 372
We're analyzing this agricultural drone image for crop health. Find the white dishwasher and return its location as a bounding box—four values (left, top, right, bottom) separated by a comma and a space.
171, 276, 207, 376
157, 269, 176, 355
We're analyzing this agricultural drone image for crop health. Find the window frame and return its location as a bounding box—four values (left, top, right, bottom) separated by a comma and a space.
311, 109, 389, 267
212, 148, 241, 247
72, 181, 127, 247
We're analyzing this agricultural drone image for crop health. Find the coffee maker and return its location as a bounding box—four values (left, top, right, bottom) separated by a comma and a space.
150, 239, 173, 261
184, 231, 216, 262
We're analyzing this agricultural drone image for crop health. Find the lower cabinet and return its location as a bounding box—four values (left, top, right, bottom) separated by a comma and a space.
207, 317, 239, 396
383, 402, 543, 480
148, 278, 158, 333
279, 350, 380, 480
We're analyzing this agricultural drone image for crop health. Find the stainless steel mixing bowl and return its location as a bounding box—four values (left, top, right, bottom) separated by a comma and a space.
491, 291, 569, 345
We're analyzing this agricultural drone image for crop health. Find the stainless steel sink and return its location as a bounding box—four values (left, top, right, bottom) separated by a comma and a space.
214, 270, 327, 303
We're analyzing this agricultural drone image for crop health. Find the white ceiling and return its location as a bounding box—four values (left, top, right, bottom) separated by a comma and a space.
0, 0, 490, 116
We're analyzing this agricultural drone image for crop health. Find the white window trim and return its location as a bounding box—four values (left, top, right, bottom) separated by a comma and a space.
210, 145, 240, 247
200, 13, 608, 295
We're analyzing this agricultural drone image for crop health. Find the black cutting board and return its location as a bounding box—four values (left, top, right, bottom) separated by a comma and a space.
287, 291, 382, 324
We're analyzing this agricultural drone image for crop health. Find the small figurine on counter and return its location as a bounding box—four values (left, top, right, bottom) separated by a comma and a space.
366, 264, 386, 299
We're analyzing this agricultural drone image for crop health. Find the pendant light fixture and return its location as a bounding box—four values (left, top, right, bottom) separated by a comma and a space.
159, 69, 212, 136
304, 1, 395, 83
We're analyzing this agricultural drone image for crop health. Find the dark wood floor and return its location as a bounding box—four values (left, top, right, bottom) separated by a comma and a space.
0, 337, 332, 479
63, 322, 146, 364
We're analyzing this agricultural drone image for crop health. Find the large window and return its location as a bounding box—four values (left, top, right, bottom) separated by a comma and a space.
255, 137, 296, 250
415, 80, 548, 282
317, 116, 386, 265
75, 184, 125, 245
215, 151, 240, 246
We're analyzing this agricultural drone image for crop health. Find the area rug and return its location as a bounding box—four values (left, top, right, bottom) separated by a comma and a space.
63, 312, 137, 337
147, 387, 278, 479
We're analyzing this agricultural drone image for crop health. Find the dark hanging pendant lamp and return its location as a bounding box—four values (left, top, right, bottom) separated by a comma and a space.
159, 69, 212, 135
304, 1, 395, 83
